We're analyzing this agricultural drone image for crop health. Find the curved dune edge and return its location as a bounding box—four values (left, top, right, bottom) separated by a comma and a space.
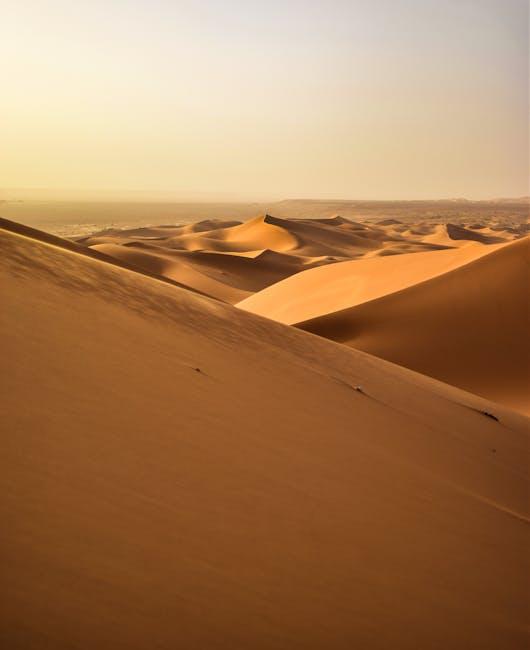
295, 237, 530, 414
237, 240, 503, 324
1, 222, 529, 649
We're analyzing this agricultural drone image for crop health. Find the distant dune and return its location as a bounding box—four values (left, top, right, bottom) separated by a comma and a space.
1, 218, 528, 648
1, 196, 528, 236
74, 213, 524, 304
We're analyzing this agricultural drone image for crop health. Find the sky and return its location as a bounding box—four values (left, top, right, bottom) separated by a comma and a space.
1, 0, 528, 200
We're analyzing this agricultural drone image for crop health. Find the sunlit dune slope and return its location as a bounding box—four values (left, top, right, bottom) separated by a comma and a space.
265, 237, 528, 413
1, 222, 529, 649
238, 242, 501, 324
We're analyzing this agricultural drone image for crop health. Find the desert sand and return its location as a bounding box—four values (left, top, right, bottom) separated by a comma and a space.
1, 215, 529, 649
74, 213, 525, 304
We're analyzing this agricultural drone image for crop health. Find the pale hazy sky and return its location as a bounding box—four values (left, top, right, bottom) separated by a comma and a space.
1, 0, 528, 200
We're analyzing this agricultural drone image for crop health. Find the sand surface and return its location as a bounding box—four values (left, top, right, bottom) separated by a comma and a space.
1, 219, 529, 649
238, 241, 503, 323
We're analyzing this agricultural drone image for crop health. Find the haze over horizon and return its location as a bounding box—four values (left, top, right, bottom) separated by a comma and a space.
2, 0, 528, 201
2, 186, 530, 204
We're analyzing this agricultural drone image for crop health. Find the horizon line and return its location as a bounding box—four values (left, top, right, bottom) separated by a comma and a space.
1, 188, 529, 204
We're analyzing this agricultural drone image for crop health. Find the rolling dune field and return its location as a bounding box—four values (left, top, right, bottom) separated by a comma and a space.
1, 211, 528, 649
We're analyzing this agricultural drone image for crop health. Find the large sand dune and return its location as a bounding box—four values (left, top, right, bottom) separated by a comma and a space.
241, 238, 529, 413
1, 221, 528, 648
238, 241, 502, 324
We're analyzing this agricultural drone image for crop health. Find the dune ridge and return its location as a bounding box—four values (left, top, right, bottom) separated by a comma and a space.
237, 241, 503, 324
1, 220, 529, 648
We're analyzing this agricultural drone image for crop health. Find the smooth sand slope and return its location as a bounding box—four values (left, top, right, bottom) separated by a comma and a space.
76, 214, 523, 304
1, 221, 529, 649
243, 238, 529, 413
238, 242, 502, 324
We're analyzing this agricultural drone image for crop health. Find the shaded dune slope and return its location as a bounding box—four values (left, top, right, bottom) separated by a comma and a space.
1, 224, 529, 649
90, 242, 252, 303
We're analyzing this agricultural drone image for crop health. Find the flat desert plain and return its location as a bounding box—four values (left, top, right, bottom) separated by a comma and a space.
1, 204, 529, 649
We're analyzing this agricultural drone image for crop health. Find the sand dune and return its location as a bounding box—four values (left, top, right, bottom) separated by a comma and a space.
222, 215, 300, 251
1, 221, 529, 648
244, 237, 528, 413
75, 212, 521, 304
238, 241, 502, 324
421, 223, 506, 247
90, 242, 251, 303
